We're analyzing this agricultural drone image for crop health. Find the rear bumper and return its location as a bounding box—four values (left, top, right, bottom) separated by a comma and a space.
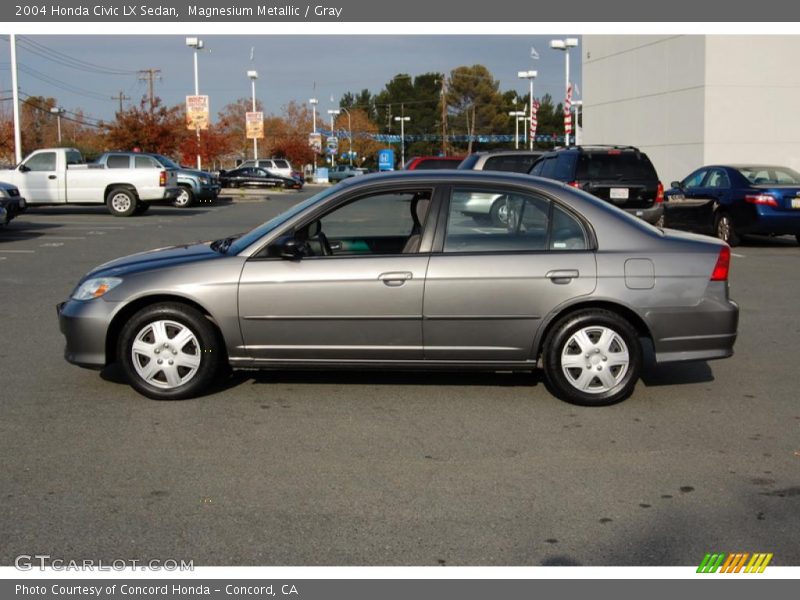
57, 298, 117, 369
741, 207, 800, 236
624, 203, 664, 225
160, 187, 181, 201
646, 295, 739, 363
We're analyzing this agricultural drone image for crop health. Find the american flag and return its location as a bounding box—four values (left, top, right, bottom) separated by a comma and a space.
564, 83, 573, 137
530, 99, 540, 140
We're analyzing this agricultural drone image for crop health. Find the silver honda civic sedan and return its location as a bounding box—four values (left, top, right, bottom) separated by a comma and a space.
58, 171, 739, 406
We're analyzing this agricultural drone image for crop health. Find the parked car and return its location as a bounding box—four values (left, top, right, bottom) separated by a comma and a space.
664, 164, 800, 246
58, 170, 738, 406
529, 146, 665, 226
238, 158, 293, 179
405, 156, 465, 170
458, 150, 544, 173
0, 181, 27, 225
0, 148, 180, 216
328, 165, 367, 182
219, 167, 303, 190
95, 152, 220, 208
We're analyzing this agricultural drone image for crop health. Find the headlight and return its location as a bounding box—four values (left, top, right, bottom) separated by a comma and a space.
71, 277, 123, 301
0, 188, 7, 198
199, 177, 209, 184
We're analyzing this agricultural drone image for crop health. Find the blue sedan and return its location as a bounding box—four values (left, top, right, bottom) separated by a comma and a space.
664, 165, 800, 246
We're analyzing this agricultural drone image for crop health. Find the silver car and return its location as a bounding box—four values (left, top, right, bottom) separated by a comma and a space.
58, 171, 739, 406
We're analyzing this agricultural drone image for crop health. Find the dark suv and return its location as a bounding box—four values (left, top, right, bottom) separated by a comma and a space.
529, 146, 664, 225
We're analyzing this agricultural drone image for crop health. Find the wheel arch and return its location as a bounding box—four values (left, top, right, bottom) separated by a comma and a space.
533, 299, 653, 360
104, 183, 139, 200
105, 293, 225, 366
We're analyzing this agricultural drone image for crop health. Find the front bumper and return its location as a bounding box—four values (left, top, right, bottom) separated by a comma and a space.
0, 195, 27, 223
196, 184, 221, 200
57, 298, 118, 369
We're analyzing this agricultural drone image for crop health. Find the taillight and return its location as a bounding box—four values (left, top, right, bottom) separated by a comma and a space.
710, 246, 731, 281
568, 181, 581, 189
159, 170, 167, 187
744, 193, 777, 207
656, 181, 664, 203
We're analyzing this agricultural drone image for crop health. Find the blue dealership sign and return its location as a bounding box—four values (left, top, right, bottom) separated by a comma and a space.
377, 148, 395, 171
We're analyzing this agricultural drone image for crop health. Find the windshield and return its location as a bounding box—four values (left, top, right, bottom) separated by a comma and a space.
737, 166, 800, 185
152, 154, 180, 169
225, 186, 340, 255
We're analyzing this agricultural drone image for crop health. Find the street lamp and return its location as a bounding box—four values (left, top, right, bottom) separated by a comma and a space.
550, 37, 578, 147
186, 37, 204, 170
394, 116, 410, 167
517, 70, 537, 151
572, 100, 583, 146
508, 110, 526, 149
340, 107, 353, 166
50, 107, 65, 144
309, 98, 319, 175
247, 70, 259, 161
327, 108, 340, 167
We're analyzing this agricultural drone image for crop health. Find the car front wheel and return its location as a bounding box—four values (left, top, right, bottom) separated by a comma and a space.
173, 186, 194, 208
118, 302, 222, 400
543, 309, 642, 406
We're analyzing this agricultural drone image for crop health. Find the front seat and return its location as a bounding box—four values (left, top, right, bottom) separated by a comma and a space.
402, 195, 432, 253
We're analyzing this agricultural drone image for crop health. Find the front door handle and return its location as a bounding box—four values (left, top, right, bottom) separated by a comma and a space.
48, 175, 57, 180
378, 271, 413, 287
546, 269, 579, 284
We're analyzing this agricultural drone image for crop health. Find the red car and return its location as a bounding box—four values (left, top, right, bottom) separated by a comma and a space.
404, 156, 465, 170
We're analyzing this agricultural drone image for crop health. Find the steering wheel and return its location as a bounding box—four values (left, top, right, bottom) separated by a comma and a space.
316, 231, 333, 256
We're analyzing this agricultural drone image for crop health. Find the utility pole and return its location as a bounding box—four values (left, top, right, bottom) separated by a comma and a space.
137, 69, 161, 112
111, 91, 130, 113
440, 75, 448, 156
10, 34, 22, 164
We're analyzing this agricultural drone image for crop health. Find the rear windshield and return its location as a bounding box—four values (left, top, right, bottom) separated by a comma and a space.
274, 160, 290, 169
415, 158, 462, 170
577, 152, 657, 181
737, 166, 800, 185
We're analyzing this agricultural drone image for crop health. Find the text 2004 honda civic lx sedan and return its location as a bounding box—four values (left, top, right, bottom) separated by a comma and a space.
58, 171, 739, 406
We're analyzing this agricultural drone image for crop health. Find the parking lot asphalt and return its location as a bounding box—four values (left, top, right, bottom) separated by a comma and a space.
1, 187, 799, 566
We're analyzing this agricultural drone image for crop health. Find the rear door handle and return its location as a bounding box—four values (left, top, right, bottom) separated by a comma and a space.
48, 175, 57, 180
546, 269, 579, 284
378, 271, 413, 286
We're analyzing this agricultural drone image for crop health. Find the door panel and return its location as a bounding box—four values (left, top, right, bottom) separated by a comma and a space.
238, 256, 429, 360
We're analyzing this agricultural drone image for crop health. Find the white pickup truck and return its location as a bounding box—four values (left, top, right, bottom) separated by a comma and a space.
0, 147, 180, 216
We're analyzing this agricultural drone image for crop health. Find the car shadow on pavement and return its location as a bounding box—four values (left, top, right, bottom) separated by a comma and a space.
639, 340, 714, 387
0, 221, 59, 241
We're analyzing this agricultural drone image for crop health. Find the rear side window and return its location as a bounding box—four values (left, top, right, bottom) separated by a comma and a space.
106, 155, 130, 169
553, 154, 578, 181
483, 154, 539, 173
65, 150, 84, 166
135, 156, 158, 169
539, 157, 559, 179
274, 160, 290, 169
577, 152, 658, 181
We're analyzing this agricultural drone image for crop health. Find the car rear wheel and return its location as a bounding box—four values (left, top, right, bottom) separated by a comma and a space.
173, 186, 194, 208
106, 188, 137, 217
118, 303, 222, 400
490, 197, 510, 227
543, 309, 642, 406
714, 211, 740, 246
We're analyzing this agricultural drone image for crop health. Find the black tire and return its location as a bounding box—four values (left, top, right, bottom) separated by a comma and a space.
133, 202, 150, 215
173, 185, 195, 208
714, 211, 740, 247
490, 197, 510, 227
542, 309, 642, 406
106, 188, 137, 217
118, 302, 223, 400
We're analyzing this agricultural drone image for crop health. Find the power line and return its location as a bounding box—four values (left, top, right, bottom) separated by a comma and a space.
17, 36, 138, 76
18, 92, 104, 129
17, 63, 110, 102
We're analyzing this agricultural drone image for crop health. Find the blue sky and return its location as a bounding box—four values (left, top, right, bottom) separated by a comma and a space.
1, 35, 582, 125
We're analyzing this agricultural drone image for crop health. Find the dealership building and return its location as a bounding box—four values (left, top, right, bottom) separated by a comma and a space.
581, 35, 800, 185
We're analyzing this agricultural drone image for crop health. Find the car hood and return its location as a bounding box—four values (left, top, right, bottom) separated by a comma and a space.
87, 241, 223, 278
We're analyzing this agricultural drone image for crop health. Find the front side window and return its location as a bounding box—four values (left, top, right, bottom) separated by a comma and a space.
705, 169, 730, 189
445, 188, 587, 253
24, 152, 56, 172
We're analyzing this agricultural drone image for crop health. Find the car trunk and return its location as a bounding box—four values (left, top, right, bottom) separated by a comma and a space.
752, 185, 800, 212
577, 152, 659, 209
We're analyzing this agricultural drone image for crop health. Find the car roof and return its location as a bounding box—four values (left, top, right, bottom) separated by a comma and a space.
336, 168, 563, 191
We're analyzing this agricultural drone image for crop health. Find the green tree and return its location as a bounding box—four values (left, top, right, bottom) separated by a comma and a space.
446, 65, 507, 154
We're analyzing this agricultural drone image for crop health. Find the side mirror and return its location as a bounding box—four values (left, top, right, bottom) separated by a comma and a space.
280, 238, 303, 260
670, 180, 682, 190
18, 164, 30, 173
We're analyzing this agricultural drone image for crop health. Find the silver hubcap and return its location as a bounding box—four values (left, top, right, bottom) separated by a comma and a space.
497, 202, 509, 224
175, 189, 190, 206
561, 326, 630, 394
717, 216, 731, 241
131, 320, 201, 390
111, 193, 132, 213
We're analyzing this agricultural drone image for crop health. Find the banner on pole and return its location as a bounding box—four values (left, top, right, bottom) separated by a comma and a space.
246, 111, 264, 139
186, 95, 209, 130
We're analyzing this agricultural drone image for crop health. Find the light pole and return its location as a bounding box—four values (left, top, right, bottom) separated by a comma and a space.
309, 98, 318, 175
186, 37, 204, 170
508, 110, 526, 149
340, 107, 353, 166
247, 70, 259, 161
550, 37, 578, 147
573, 100, 583, 146
327, 109, 340, 167
394, 116, 410, 167
50, 107, 65, 144
517, 70, 537, 151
